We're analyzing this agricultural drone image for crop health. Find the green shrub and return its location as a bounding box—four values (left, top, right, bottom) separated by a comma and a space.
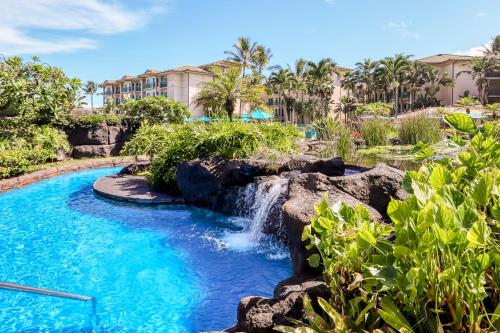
356, 101, 393, 117
0, 126, 70, 178
310, 118, 354, 160
398, 116, 441, 144
146, 121, 301, 190
66, 114, 123, 128
279, 116, 500, 333
121, 123, 171, 160
126, 96, 190, 125
360, 119, 391, 146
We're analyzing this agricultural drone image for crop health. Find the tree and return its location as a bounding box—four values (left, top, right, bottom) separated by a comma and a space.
83, 80, 97, 111
194, 67, 264, 121
376, 54, 412, 115
458, 56, 499, 104
483, 34, 500, 55
126, 96, 190, 125
484, 103, 500, 119
267, 68, 294, 122
305, 58, 338, 117
0, 56, 81, 124
224, 37, 257, 78
252, 45, 273, 76
456, 96, 477, 114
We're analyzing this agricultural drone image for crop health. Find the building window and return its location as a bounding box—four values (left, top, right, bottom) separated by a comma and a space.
146, 91, 156, 97
160, 91, 168, 97
268, 98, 273, 106
134, 82, 141, 91
145, 78, 156, 89
115, 98, 121, 105
135, 95, 141, 100
160, 78, 168, 88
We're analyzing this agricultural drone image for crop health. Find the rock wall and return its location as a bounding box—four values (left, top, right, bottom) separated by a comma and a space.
67, 123, 132, 159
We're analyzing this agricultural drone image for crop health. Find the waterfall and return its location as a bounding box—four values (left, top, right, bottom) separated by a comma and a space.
223, 176, 288, 250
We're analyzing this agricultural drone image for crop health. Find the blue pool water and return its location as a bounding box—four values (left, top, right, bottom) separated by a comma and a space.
0, 167, 290, 332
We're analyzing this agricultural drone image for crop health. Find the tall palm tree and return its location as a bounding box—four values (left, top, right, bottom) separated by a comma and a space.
483, 35, 500, 55
287, 59, 308, 123
83, 80, 97, 111
252, 45, 273, 76
194, 67, 264, 121
458, 56, 499, 104
224, 37, 257, 78
267, 68, 294, 122
353, 58, 378, 103
376, 54, 412, 115
305, 58, 338, 117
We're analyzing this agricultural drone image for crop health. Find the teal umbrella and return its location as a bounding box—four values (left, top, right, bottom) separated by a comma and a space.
196, 117, 211, 122
183, 117, 194, 123
249, 109, 273, 120
239, 117, 251, 122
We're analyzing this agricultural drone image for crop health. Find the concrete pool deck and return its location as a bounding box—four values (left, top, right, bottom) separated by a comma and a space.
93, 174, 184, 204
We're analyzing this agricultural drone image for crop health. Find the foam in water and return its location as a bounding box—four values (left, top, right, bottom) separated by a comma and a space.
222, 177, 288, 251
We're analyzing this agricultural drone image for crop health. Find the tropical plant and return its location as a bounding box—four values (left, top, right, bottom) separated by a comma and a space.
398, 116, 441, 144
121, 123, 170, 160
0, 56, 81, 124
267, 68, 295, 122
458, 56, 500, 105
376, 54, 412, 115
149, 122, 301, 189
83, 80, 98, 111
310, 118, 354, 160
125, 96, 189, 125
305, 58, 339, 117
483, 34, 500, 56
484, 103, 500, 119
281, 116, 500, 333
356, 102, 393, 117
360, 119, 391, 146
225, 37, 258, 78
195, 67, 264, 120
456, 96, 478, 114
252, 45, 273, 77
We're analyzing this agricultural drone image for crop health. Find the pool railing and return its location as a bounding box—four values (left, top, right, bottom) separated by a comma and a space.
0, 282, 94, 302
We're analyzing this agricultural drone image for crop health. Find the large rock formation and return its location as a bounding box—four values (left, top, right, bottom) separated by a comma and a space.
67, 123, 132, 158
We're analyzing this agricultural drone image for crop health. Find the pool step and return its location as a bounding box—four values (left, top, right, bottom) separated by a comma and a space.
0, 282, 93, 302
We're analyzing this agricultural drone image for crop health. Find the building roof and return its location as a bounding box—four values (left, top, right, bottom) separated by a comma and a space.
418, 54, 474, 64
159, 65, 211, 75
138, 69, 161, 77
116, 75, 137, 82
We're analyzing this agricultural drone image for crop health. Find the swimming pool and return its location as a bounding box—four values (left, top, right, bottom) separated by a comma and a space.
0, 167, 290, 332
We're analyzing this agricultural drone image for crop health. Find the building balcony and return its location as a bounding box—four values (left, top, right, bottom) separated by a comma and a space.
144, 83, 156, 89
104, 90, 113, 95
488, 90, 500, 97
122, 87, 132, 92
485, 72, 500, 78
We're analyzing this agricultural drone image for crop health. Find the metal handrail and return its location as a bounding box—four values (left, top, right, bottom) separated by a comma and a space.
0, 282, 93, 302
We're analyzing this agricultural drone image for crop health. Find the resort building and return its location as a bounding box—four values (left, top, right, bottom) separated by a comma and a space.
101, 60, 250, 118
418, 54, 500, 105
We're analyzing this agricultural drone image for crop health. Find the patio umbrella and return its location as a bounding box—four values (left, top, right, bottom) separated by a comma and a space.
196, 117, 211, 122
249, 109, 273, 120
183, 117, 194, 123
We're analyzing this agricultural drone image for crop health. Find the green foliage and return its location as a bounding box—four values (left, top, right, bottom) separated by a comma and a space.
121, 123, 172, 160
125, 96, 190, 125
0, 56, 81, 124
356, 102, 393, 117
310, 118, 354, 160
359, 119, 391, 146
0, 126, 70, 178
287, 119, 500, 332
398, 116, 441, 144
148, 122, 301, 189
66, 114, 123, 128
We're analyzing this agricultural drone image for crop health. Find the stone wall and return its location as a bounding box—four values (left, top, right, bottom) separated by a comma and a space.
67, 123, 133, 159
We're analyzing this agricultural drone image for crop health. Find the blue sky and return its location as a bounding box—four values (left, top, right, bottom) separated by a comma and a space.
1, 0, 499, 106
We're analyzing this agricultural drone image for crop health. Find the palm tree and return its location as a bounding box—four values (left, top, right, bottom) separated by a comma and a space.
483, 35, 500, 55
224, 37, 257, 78
376, 54, 412, 115
305, 58, 338, 117
456, 96, 477, 114
83, 80, 97, 111
194, 67, 263, 121
252, 45, 273, 76
353, 58, 378, 103
458, 56, 499, 104
267, 68, 294, 122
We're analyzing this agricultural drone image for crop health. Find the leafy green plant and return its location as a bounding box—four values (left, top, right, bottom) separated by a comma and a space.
121, 123, 171, 160
149, 121, 301, 190
0, 126, 70, 178
310, 118, 354, 160
125, 96, 190, 125
356, 102, 393, 117
283, 116, 499, 332
456, 96, 478, 113
398, 116, 442, 144
360, 119, 392, 146
66, 114, 123, 128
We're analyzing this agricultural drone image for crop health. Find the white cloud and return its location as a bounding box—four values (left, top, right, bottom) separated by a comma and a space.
385, 21, 420, 39
455, 41, 493, 56
0, 0, 168, 55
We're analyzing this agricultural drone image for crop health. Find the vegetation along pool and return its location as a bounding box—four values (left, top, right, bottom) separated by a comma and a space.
0, 167, 290, 332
